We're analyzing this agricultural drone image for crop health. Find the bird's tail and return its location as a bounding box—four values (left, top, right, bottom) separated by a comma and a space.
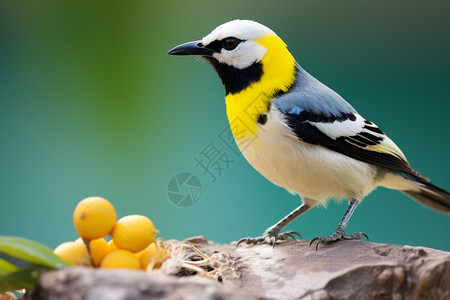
400, 172, 450, 213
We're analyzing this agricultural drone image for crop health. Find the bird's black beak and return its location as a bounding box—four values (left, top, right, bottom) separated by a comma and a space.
167, 40, 214, 57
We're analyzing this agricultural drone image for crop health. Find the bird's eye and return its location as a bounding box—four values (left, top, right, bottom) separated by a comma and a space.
222, 37, 241, 51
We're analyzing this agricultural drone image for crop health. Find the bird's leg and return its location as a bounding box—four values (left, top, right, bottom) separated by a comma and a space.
310, 199, 368, 250
237, 201, 313, 247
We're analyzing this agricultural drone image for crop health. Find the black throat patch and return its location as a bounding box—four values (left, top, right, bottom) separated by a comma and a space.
205, 57, 263, 95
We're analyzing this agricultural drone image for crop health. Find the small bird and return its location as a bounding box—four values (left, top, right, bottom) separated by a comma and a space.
168, 20, 450, 249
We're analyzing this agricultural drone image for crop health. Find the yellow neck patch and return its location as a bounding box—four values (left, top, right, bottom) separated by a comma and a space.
225, 34, 296, 142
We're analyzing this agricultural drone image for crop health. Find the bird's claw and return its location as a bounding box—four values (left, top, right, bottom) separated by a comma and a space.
237, 230, 301, 248
310, 231, 368, 251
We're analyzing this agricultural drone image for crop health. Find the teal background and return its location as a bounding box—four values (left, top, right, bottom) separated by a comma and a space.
1, 1, 449, 251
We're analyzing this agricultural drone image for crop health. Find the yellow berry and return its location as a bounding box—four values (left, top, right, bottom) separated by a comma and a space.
111, 215, 158, 253
73, 197, 117, 240
54, 241, 91, 267
108, 240, 118, 251
75, 238, 110, 267
136, 242, 167, 270
100, 250, 141, 269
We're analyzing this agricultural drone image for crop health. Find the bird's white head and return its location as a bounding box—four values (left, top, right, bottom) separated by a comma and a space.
168, 20, 297, 96
200, 20, 274, 70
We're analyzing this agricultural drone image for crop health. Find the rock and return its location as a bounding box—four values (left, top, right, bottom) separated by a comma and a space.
29, 237, 450, 300
29, 268, 263, 300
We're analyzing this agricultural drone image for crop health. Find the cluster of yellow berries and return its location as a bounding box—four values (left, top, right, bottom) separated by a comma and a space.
54, 197, 166, 270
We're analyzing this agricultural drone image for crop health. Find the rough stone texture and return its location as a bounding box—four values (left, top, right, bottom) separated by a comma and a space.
29, 268, 264, 300
30, 237, 450, 300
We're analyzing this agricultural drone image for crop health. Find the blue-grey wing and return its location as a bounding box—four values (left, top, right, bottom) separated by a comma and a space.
273, 66, 422, 178
274, 65, 357, 118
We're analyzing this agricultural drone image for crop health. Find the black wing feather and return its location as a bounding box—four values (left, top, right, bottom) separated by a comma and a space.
284, 112, 424, 179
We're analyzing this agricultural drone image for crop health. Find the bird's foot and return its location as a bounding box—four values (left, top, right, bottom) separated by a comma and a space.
310, 228, 368, 251
237, 228, 301, 248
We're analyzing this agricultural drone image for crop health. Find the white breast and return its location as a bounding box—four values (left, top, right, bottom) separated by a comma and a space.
237, 107, 379, 203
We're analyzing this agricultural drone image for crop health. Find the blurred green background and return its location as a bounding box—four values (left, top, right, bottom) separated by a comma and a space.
1, 1, 449, 251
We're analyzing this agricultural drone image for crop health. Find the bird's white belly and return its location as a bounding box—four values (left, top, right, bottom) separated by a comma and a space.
236, 109, 378, 203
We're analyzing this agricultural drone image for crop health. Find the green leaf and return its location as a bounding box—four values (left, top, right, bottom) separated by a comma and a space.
0, 236, 70, 269
0, 265, 51, 292
0, 258, 19, 275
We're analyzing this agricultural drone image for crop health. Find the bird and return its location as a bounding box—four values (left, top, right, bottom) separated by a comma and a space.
167, 20, 450, 249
